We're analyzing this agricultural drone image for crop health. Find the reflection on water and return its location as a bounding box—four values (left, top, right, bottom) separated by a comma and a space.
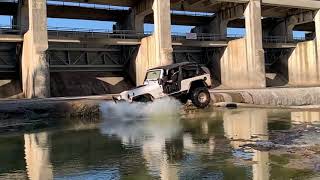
24, 133, 53, 180
223, 110, 269, 180
291, 112, 320, 124
0, 100, 320, 180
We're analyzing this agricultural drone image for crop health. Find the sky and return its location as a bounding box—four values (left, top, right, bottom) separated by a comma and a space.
0, 15, 305, 37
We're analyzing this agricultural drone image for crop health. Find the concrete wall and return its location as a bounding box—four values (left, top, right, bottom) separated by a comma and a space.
220, 38, 266, 89
131, 35, 157, 85
288, 40, 320, 86
221, 38, 248, 88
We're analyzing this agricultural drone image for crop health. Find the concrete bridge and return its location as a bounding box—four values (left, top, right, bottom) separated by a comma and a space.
0, 0, 319, 98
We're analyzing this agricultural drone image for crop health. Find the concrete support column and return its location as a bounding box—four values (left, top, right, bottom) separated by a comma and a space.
315, 10, 320, 61
152, 0, 173, 66
21, 0, 50, 98
131, 10, 145, 33
114, 9, 145, 33
129, 0, 173, 85
265, 20, 293, 41
16, 0, 29, 33
208, 17, 228, 38
244, 0, 266, 88
191, 16, 228, 38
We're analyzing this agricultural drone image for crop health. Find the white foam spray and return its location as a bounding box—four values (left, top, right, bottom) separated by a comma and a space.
99, 98, 183, 145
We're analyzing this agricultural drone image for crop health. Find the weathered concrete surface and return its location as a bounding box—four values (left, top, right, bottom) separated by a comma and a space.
220, 38, 248, 88
244, 0, 266, 88
21, 0, 50, 98
129, 0, 173, 86
210, 87, 320, 106
315, 10, 320, 65
131, 36, 156, 85
152, 0, 173, 66
220, 38, 266, 89
287, 40, 320, 86
213, 0, 266, 89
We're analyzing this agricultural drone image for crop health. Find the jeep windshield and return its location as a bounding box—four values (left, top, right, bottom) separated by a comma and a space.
145, 70, 162, 81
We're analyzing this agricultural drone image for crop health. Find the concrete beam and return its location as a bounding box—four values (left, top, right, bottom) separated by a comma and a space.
47, 5, 128, 22
0, 34, 23, 42
172, 40, 227, 47
0, 2, 212, 27
0, 2, 17, 15
264, 10, 316, 41
21, 0, 50, 98
192, 3, 245, 37
262, 0, 320, 9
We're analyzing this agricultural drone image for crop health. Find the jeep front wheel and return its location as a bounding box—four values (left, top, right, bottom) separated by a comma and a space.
190, 87, 211, 108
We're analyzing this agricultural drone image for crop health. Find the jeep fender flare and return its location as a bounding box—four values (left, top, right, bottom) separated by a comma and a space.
187, 79, 209, 93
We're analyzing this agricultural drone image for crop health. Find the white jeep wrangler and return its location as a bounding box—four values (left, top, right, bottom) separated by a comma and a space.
114, 62, 212, 108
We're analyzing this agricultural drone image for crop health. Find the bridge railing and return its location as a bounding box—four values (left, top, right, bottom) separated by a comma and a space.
47, 27, 148, 39
170, 10, 214, 17
171, 32, 244, 41
263, 36, 314, 43
0, 24, 25, 34
0, 0, 18, 3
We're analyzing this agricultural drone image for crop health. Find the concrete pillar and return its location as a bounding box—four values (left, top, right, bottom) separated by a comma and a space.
131, 10, 145, 33
114, 9, 145, 33
152, 0, 173, 66
16, 0, 29, 33
244, 0, 266, 88
21, 0, 50, 98
191, 16, 228, 39
192, 4, 245, 39
131, 0, 173, 85
315, 10, 320, 61
265, 20, 293, 42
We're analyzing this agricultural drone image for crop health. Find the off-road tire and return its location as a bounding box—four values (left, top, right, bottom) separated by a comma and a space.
190, 87, 211, 108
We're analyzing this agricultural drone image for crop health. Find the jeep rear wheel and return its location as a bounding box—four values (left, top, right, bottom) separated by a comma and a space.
190, 87, 211, 108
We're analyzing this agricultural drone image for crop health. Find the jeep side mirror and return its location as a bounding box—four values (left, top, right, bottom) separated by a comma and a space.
158, 79, 163, 85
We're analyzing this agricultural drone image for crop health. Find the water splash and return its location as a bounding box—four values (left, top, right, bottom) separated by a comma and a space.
100, 97, 182, 121
99, 98, 183, 145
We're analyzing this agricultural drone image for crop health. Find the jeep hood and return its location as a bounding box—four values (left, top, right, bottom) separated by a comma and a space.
119, 83, 161, 101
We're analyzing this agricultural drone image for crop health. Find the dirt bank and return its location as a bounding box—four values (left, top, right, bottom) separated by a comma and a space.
0, 99, 101, 134
50, 72, 133, 97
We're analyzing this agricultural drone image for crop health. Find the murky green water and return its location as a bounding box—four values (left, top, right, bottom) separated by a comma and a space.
0, 99, 320, 180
